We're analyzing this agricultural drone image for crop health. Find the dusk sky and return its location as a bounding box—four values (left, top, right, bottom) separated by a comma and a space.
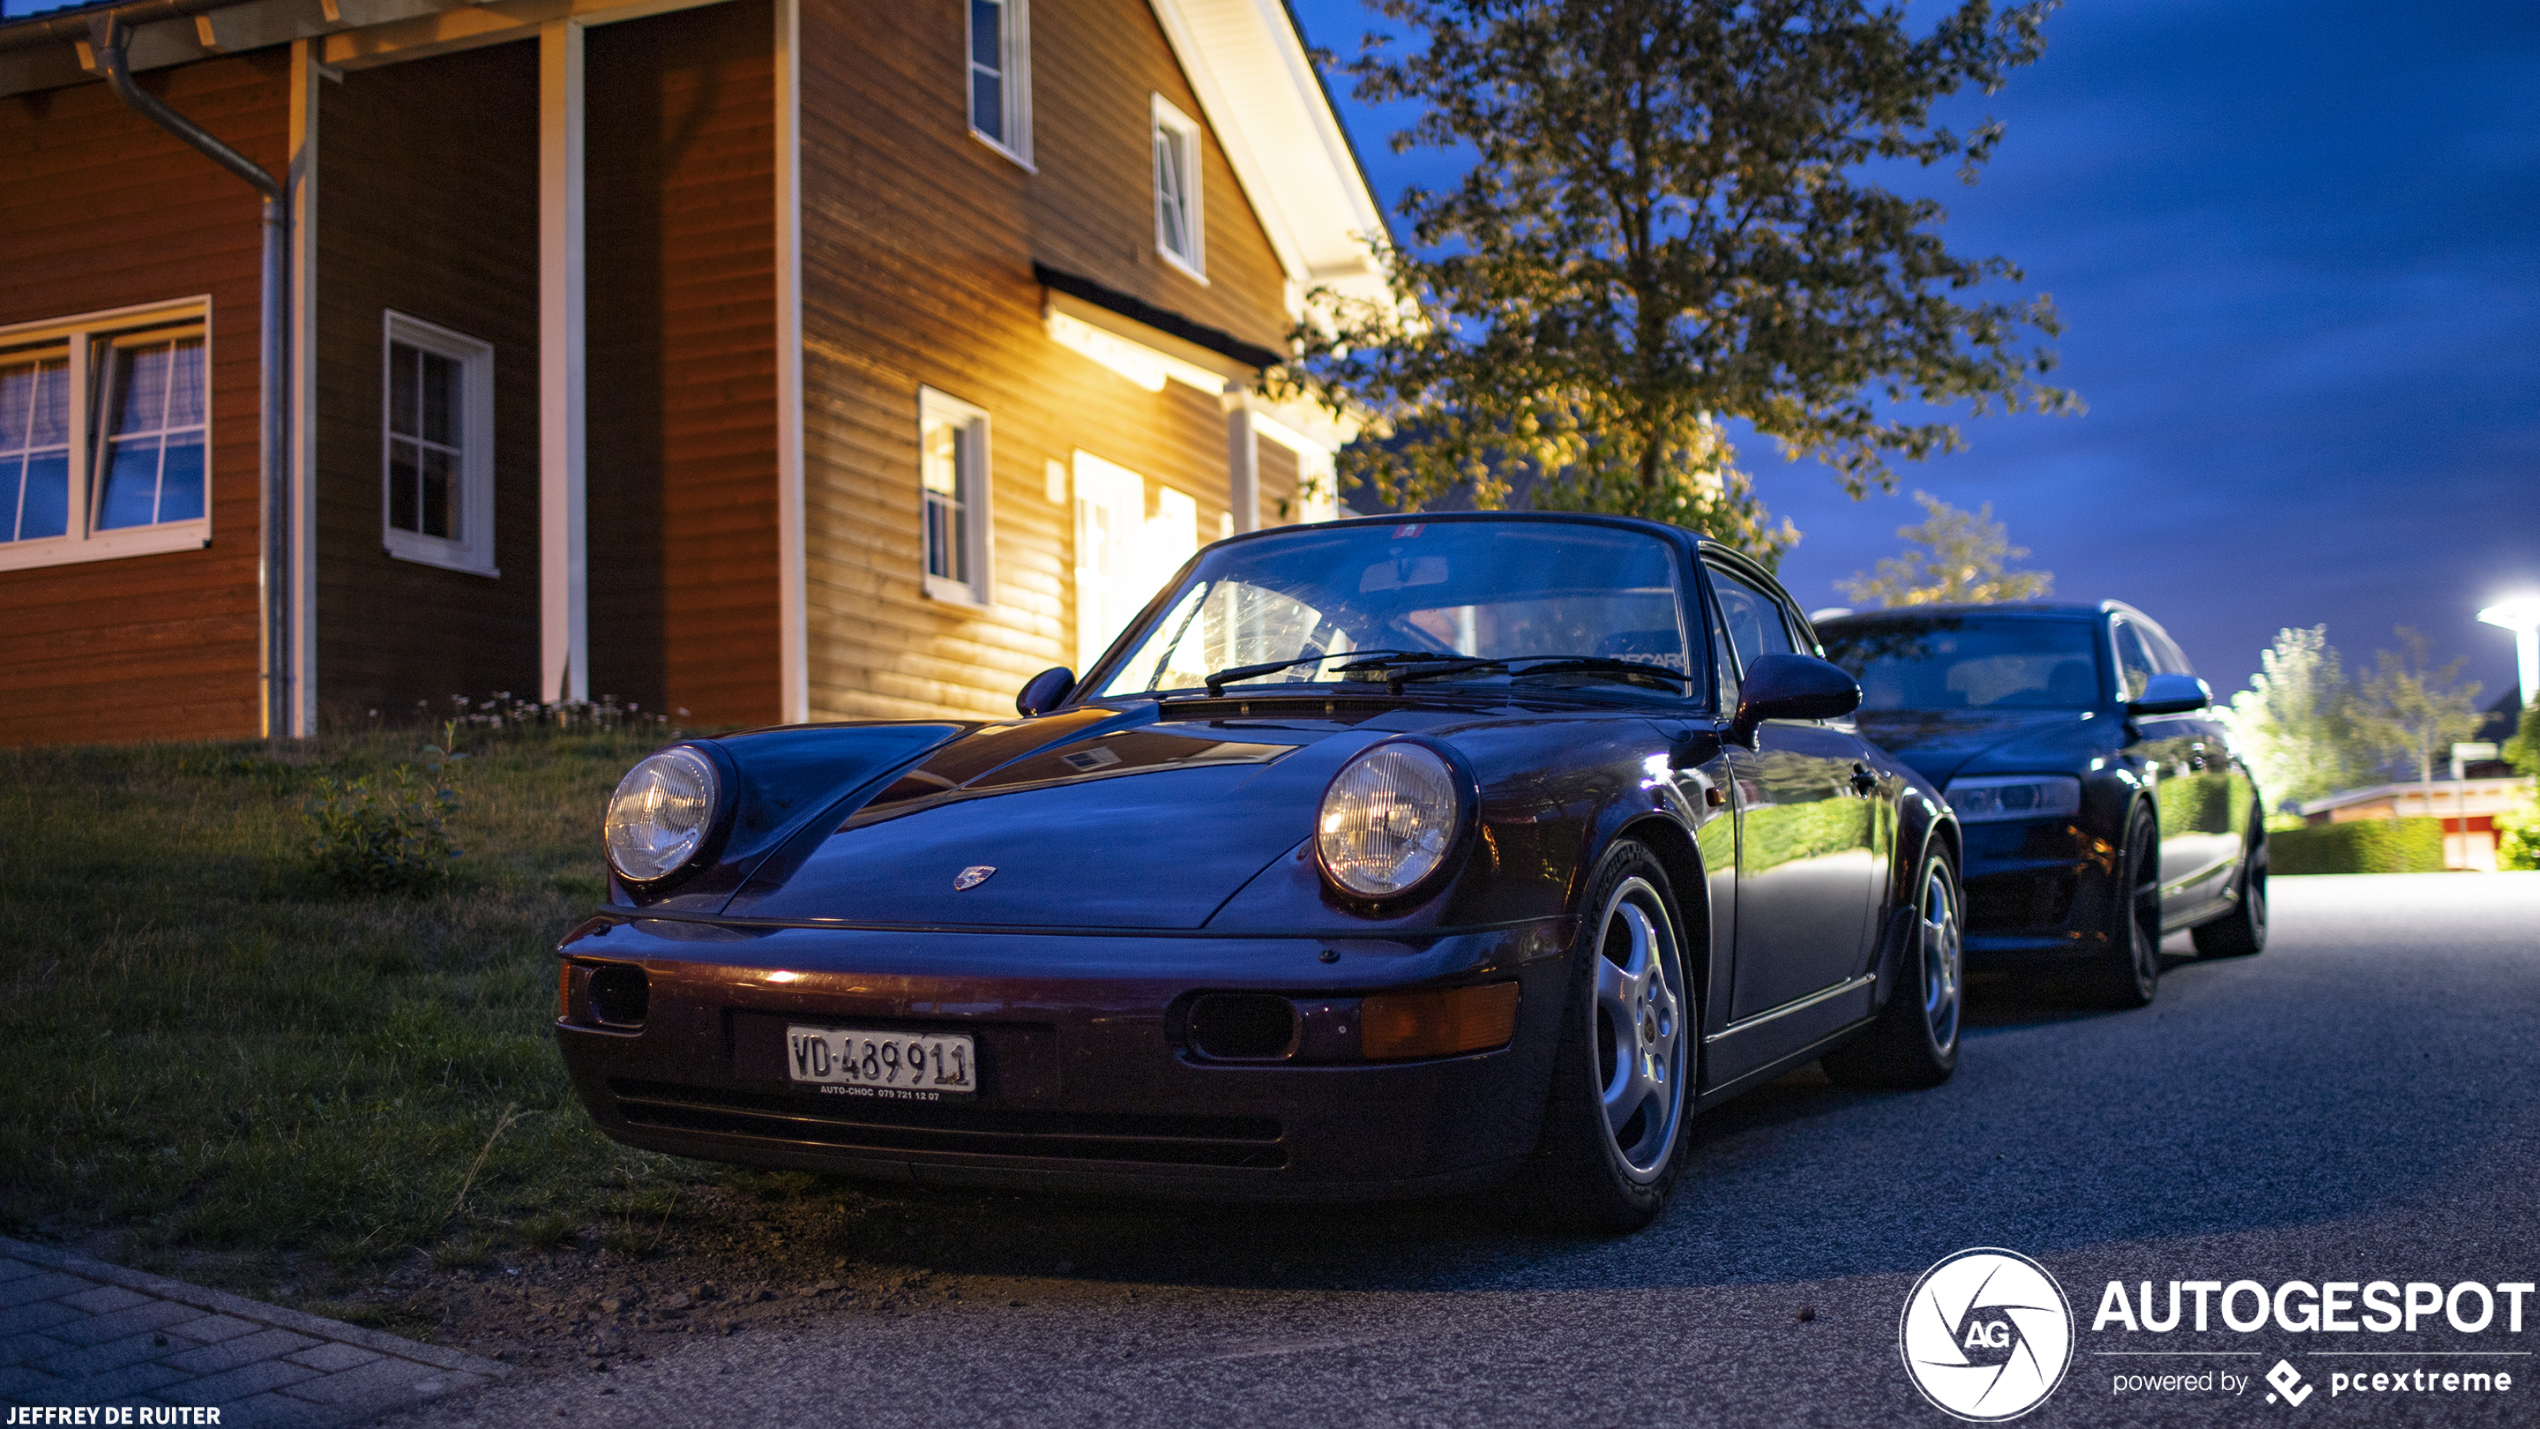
1288, 0, 2540, 705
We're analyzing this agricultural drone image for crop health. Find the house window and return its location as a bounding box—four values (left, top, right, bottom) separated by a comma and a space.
919, 387, 992, 607
1152, 96, 1204, 279
967, 0, 1031, 165
0, 354, 72, 544
0, 298, 213, 574
1073, 450, 1196, 671
381, 311, 496, 576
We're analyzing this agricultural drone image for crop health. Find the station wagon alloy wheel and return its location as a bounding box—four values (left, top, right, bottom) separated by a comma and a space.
1596, 876, 1689, 1181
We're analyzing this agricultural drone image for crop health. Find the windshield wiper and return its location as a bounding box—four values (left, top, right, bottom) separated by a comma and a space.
1202, 648, 1425, 696
1385, 654, 1692, 691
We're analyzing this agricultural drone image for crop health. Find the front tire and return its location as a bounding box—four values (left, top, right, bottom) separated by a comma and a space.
1515, 841, 1693, 1235
2191, 817, 2268, 958
2076, 804, 2162, 1007
1823, 840, 1963, 1089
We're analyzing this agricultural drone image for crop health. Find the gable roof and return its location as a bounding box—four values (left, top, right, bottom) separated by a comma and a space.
1145, 0, 1389, 309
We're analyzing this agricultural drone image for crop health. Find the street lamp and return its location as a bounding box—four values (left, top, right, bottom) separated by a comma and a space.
2479, 594, 2540, 708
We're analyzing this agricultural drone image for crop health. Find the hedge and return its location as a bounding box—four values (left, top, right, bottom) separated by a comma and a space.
2270, 817, 2449, 875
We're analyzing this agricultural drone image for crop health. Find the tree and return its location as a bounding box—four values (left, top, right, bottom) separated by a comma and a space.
2498, 701, 2540, 871
1835, 490, 2050, 607
2351, 626, 2485, 820
1273, 0, 2073, 565
2221, 625, 2372, 812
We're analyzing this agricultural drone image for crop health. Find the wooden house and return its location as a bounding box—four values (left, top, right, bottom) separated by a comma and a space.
0, 0, 1384, 742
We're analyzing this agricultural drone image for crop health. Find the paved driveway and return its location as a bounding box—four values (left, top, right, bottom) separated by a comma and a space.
392, 872, 2540, 1428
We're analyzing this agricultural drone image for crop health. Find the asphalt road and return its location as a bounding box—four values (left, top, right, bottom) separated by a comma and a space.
393, 873, 2540, 1428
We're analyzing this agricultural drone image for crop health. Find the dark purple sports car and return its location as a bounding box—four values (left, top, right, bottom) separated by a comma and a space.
554, 513, 1963, 1231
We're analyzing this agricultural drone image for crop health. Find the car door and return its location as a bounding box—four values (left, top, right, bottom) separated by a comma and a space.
2139, 620, 2244, 915
1708, 562, 1883, 1020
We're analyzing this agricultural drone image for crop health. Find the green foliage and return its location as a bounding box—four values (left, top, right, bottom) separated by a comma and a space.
303, 753, 462, 894
1836, 490, 2052, 607
1271, 0, 2073, 563
2498, 704, 2540, 871
2352, 627, 2485, 793
0, 727, 691, 1280
2269, 818, 2448, 876
2222, 626, 2376, 811
2506, 701, 2540, 777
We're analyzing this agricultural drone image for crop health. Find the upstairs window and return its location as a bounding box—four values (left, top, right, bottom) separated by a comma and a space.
0, 299, 213, 573
1152, 96, 1204, 279
919, 387, 993, 607
381, 311, 496, 576
967, 0, 1031, 165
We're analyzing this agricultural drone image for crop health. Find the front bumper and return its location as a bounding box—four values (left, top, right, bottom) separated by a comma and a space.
552, 914, 1574, 1201
1956, 817, 2123, 962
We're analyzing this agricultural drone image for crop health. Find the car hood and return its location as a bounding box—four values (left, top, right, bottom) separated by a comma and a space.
1854, 708, 2104, 787
719, 705, 1396, 929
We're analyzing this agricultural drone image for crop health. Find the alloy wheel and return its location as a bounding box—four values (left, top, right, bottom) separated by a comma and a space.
1593, 876, 1689, 1182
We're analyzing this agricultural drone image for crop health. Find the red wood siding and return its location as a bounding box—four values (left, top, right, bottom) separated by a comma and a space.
0, 57, 285, 745
585, 0, 780, 729
795, 0, 1297, 721
314, 41, 543, 723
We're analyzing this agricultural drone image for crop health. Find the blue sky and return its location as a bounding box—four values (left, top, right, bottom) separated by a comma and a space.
1287, 0, 2540, 703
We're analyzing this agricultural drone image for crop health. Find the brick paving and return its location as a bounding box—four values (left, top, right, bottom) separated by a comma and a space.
0, 1237, 506, 1426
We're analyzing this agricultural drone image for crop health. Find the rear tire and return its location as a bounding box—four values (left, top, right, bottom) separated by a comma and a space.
1823, 841, 1963, 1090
1514, 841, 1693, 1235
2191, 818, 2268, 958
2074, 804, 2161, 1008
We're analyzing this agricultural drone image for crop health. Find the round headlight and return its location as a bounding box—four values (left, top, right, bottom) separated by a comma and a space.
1315, 743, 1464, 898
604, 746, 721, 883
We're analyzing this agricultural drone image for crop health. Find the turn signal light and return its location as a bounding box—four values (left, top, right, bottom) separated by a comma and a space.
1360, 981, 1520, 1061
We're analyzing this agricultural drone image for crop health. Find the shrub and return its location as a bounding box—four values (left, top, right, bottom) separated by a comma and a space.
2269, 817, 2447, 875
304, 753, 462, 893
2497, 798, 2540, 872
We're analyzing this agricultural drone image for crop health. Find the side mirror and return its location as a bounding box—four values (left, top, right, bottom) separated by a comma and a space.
1731, 653, 1861, 745
1015, 666, 1075, 717
2127, 672, 2210, 716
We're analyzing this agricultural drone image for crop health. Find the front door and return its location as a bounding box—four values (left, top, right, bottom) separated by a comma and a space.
1709, 566, 1882, 1020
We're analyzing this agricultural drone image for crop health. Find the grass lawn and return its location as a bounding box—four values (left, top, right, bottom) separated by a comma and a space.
0, 722, 719, 1296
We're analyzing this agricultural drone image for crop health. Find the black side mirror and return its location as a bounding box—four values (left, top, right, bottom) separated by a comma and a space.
2128, 672, 2210, 716
1731, 653, 1862, 745
1016, 666, 1076, 717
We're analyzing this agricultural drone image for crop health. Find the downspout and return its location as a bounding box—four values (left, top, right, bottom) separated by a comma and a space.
90, 15, 293, 739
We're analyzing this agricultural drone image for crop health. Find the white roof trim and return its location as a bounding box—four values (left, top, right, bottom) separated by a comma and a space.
1145, 0, 1390, 309
2290, 777, 2532, 815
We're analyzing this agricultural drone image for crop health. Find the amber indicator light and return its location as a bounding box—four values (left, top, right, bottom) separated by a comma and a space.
1359, 981, 1521, 1061
557, 961, 573, 1020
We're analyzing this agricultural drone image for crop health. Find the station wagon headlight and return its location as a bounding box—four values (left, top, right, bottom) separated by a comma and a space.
605, 745, 722, 883
1944, 774, 2082, 824
1316, 743, 1464, 898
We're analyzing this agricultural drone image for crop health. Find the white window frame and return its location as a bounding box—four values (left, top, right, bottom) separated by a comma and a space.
919, 387, 994, 608
0, 297, 213, 574
380, 311, 498, 577
1151, 95, 1206, 282
966, 0, 1033, 168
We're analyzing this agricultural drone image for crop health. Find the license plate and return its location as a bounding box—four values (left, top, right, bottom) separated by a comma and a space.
785, 1025, 976, 1101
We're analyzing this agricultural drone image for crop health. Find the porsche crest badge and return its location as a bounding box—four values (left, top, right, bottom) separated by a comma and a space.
953, 865, 996, 891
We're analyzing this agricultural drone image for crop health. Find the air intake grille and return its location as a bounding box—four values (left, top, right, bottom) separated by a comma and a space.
607, 1080, 1285, 1169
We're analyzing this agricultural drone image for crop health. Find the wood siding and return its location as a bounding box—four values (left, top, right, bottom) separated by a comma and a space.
586, 0, 780, 728
0, 57, 285, 745
314, 41, 543, 723
796, 0, 1297, 721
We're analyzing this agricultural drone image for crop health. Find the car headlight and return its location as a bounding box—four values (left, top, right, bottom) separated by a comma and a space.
605, 745, 722, 883
1316, 743, 1464, 898
1944, 774, 2082, 824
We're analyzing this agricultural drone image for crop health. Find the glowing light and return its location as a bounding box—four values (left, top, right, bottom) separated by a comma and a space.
2478, 594, 2540, 706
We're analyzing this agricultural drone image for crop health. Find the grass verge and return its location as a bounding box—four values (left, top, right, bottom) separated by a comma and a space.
0, 725, 706, 1291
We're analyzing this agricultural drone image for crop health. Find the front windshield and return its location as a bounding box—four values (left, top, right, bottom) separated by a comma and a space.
1818, 616, 2105, 712
1093, 521, 1699, 704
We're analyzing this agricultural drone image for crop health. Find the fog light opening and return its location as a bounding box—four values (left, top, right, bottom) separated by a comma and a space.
1361, 981, 1521, 1061
1189, 993, 1300, 1060
586, 963, 650, 1028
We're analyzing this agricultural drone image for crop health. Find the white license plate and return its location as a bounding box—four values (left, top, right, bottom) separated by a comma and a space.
785, 1025, 976, 1101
